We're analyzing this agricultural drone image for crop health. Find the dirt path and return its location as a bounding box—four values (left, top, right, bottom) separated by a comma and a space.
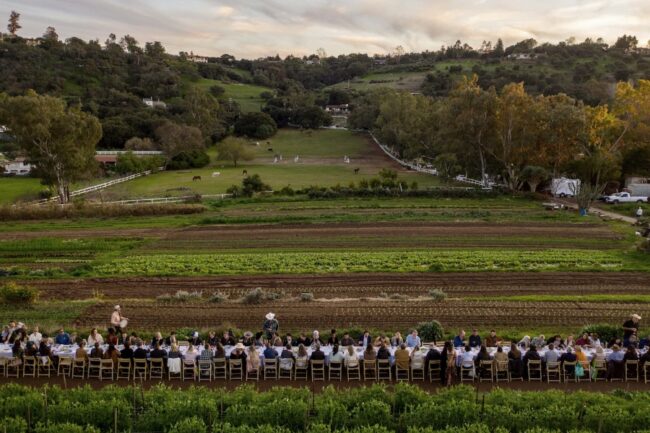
556, 199, 638, 224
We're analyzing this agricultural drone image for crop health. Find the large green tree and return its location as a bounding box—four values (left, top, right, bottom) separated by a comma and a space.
216, 136, 255, 167
0, 91, 102, 203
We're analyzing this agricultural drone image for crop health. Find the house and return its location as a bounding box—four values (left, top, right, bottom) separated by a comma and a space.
507, 53, 535, 60
2, 157, 32, 175
325, 104, 349, 114
95, 150, 163, 167
373, 58, 388, 66
142, 98, 167, 109
187, 54, 209, 63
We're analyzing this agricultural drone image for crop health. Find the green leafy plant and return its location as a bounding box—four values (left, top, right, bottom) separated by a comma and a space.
0, 282, 38, 305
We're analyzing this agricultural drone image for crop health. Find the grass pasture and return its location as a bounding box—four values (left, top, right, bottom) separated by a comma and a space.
0, 177, 46, 204
190, 77, 271, 112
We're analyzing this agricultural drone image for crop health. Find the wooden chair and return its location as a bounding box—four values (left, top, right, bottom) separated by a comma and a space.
228, 359, 243, 380
38, 356, 54, 378
394, 363, 410, 382
577, 361, 591, 382
263, 358, 278, 379
346, 360, 361, 381
198, 360, 213, 381
6, 357, 20, 378
133, 358, 148, 381
411, 359, 426, 381
279, 358, 293, 380
478, 360, 494, 382
294, 358, 308, 380
363, 359, 377, 381
167, 358, 182, 380
0, 357, 8, 377
71, 358, 86, 379
561, 361, 577, 382
328, 361, 342, 381
311, 360, 325, 381
182, 360, 196, 381
22, 356, 37, 378
149, 358, 164, 380
644, 362, 650, 384
428, 360, 441, 382
608, 361, 624, 382
592, 359, 607, 381
246, 364, 260, 381
509, 359, 524, 381
116, 358, 131, 380
546, 361, 561, 383
625, 360, 639, 382
460, 363, 474, 383
213, 358, 227, 380
57, 357, 73, 377
100, 359, 114, 380
495, 360, 510, 382
527, 360, 543, 382
377, 359, 391, 381
87, 358, 102, 379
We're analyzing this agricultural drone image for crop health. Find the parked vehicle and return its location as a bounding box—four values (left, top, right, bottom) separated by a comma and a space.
603, 192, 649, 204
551, 178, 580, 197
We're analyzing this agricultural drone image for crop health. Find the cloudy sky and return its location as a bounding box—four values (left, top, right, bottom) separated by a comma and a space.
2, 0, 650, 58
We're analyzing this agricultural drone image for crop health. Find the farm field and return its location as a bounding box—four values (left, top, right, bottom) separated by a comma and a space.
0, 177, 46, 204
189, 77, 272, 112
91, 128, 445, 201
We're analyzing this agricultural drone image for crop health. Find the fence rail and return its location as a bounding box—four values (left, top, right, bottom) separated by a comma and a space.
106, 193, 232, 205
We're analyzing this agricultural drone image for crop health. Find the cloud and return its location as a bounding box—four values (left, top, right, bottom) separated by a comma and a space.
1, 0, 649, 58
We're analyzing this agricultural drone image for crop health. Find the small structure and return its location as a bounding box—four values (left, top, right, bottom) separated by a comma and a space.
507, 53, 535, 60
2, 157, 32, 175
325, 104, 349, 114
142, 98, 167, 109
187, 53, 209, 63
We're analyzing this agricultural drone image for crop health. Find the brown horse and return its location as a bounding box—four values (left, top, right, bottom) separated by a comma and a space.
192, 176, 202, 181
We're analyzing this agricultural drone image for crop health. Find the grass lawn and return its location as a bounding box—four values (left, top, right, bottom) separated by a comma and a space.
98, 128, 445, 200
190, 78, 271, 112
0, 177, 46, 204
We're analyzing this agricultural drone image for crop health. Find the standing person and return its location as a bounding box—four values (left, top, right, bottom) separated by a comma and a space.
623, 314, 641, 347
263, 312, 279, 340
110, 305, 128, 334
445, 343, 457, 386
636, 206, 644, 221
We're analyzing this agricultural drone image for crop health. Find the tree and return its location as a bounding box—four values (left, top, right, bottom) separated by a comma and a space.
293, 105, 332, 129
177, 88, 222, 142
493, 39, 504, 57
0, 91, 101, 203
520, 166, 549, 192
614, 34, 638, 51
7, 11, 20, 36
124, 137, 156, 151
43, 26, 58, 42
155, 121, 204, 164
216, 137, 255, 167
434, 153, 461, 178
234, 112, 277, 139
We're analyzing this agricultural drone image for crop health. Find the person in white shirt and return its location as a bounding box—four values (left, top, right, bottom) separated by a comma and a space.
87, 328, 104, 346
344, 345, 359, 367
544, 343, 559, 363
410, 345, 425, 369
330, 345, 345, 364
461, 345, 475, 368
28, 327, 42, 345
110, 305, 128, 333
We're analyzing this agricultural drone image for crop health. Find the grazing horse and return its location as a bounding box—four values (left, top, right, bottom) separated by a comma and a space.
267, 148, 274, 152
354, 168, 360, 174
192, 176, 202, 181
211, 172, 221, 177
242, 169, 248, 176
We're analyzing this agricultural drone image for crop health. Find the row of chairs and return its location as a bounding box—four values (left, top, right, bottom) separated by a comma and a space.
458, 359, 650, 383
0, 356, 445, 382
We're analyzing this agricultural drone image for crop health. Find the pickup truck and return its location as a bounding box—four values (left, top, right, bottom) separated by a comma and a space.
603, 192, 649, 204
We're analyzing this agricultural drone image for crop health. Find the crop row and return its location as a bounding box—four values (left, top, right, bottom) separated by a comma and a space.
1, 384, 650, 433
91, 249, 624, 276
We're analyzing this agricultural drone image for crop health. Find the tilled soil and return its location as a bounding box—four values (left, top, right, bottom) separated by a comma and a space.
75, 298, 650, 332
29, 272, 650, 301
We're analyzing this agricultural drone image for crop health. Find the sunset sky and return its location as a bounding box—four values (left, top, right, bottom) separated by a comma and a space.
3, 0, 650, 58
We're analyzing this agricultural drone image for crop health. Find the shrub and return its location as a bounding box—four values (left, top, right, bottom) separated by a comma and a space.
167, 149, 210, 169
579, 324, 621, 344
168, 417, 207, 433
34, 423, 100, 433
300, 292, 314, 302
241, 287, 282, 304
417, 320, 445, 342
234, 112, 278, 139
209, 291, 229, 303
156, 293, 172, 302
0, 203, 206, 221
428, 288, 447, 301
0, 282, 38, 305
389, 293, 409, 301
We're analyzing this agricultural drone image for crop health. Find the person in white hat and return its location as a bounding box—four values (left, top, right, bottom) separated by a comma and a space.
623, 314, 642, 346
229, 342, 247, 364
263, 312, 279, 340
110, 305, 128, 333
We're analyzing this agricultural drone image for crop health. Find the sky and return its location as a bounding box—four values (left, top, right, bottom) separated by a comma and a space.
2, 0, 650, 59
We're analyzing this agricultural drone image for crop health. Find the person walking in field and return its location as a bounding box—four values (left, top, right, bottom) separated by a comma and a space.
110, 305, 128, 334
263, 312, 279, 340
636, 206, 644, 220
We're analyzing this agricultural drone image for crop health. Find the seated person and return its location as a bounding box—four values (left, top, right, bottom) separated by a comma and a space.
461, 345, 475, 369
327, 329, 339, 346
133, 341, 149, 359
150, 332, 164, 348
623, 345, 639, 362
394, 344, 410, 370
207, 331, 218, 347
184, 344, 199, 362
494, 346, 508, 363
340, 333, 354, 347
120, 342, 134, 359
295, 333, 311, 347
213, 343, 226, 359
165, 331, 178, 347
424, 345, 441, 371
391, 332, 404, 347
55, 328, 71, 345
150, 343, 167, 360
468, 329, 482, 348
544, 343, 559, 364
474, 345, 491, 366
485, 330, 501, 347
167, 344, 182, 359
453, 330, 466, 348
263, 343, 279, 360
358, 330, 372, 347
406, 330, 421, 348
523, 345, 541, 374
220, 331, 236, 347
376, 343, 390, 360
90, 342, 104, 359
229, 343, 248, 364
410, 345, 425, 369
560, 346, 577, 376
575, 333, 590, 347
310, 344, 326, 361
74, 341, 88, 361
364, 343, 376, 362
87, 328, 103, 346
241, 331, 254, 347
330, 345, 345, 364
280, 344, 295, 360
311, 330, 325, 347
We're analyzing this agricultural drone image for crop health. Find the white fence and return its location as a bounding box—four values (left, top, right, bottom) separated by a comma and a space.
106, 193, 232, 206
95, 150, 163, 155
368, 132, 439, 176
34, 170, 154, 205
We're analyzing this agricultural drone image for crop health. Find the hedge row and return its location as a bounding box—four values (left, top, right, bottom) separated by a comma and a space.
1, 384, 649, 433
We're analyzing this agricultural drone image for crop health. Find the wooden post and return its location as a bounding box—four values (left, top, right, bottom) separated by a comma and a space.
113, 407, 118, 433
